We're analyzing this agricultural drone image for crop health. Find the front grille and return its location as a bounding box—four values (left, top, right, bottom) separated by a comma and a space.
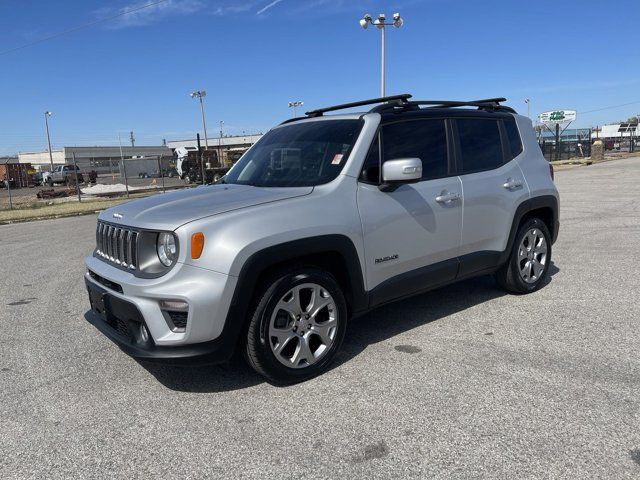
96, 221, 139, 270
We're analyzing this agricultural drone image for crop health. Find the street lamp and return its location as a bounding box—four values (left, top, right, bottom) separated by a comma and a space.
44, 111, 54, 171
524, 98, 531, 119
190, 90, 209, 150
359, 12, 404, 97
288, 101, 304, 117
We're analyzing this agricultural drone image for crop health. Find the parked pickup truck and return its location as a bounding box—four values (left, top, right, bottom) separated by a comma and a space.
45, 164, 83, 186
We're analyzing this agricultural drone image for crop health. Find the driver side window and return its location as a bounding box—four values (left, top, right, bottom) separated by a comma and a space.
382, 119, 448, 181
360, 119, 450, 183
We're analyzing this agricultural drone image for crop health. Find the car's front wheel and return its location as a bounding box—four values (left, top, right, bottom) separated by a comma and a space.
496, 217, 552, 294
244, 268, 347, 384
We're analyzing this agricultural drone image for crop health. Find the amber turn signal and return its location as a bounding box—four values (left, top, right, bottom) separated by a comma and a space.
191, 232, 205, 259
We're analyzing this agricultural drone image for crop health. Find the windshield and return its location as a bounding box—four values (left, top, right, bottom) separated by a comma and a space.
224, 119, 362, 187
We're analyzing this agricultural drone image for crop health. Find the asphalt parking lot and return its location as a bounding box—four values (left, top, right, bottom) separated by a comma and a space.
1, 157, 639, 479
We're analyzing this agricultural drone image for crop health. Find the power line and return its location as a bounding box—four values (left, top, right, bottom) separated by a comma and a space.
0, 0, 169, 56
581, 100, 640, 115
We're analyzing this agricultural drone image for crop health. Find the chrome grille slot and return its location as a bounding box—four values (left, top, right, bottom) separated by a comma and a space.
95, 221, 139, 270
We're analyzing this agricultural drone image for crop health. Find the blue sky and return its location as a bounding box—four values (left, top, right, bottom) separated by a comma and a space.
1, 0, 639, 155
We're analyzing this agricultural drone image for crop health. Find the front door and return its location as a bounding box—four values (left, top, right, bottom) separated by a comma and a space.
357, 118, 463, 306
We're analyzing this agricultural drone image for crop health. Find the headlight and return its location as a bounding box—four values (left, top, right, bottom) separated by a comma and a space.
157, 232, 178, 267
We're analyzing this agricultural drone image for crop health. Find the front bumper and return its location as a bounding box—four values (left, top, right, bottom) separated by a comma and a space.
84, 255, 240, 362
85, 279, 233, 363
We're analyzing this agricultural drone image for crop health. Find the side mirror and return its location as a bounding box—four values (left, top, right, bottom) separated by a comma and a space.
379, 158, 422, 191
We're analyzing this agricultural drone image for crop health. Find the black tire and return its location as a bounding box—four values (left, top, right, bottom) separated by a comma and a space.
244, 267, 348, 384
496, 217, 552, 294
47, 178, 54, 187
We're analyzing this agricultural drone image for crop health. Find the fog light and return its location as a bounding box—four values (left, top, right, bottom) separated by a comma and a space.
140, 324, 150, 342
159, 300, 189, 312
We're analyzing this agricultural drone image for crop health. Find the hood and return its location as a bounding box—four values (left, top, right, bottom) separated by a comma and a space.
99, 184, 313, 230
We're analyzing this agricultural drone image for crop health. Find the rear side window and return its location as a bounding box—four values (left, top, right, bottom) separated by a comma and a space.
456, 118, 503, 174
381, 119, 448, 180
504, 117, 523, 158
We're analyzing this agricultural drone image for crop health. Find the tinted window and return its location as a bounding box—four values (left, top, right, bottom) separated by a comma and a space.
504, 117, 523, 158
382, 119, 448, 180
457, 118, 503, 173
225, 120, 362, 187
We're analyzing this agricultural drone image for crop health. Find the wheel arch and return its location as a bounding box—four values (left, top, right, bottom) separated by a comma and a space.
500, 195, 559, 265
222, 234, 368, 351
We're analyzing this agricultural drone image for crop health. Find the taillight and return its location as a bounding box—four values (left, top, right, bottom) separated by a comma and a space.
549, 163, 554, 181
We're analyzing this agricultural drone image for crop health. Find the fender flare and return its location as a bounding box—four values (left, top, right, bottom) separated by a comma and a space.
499, 194, 559, 265
219, 234, 368, 354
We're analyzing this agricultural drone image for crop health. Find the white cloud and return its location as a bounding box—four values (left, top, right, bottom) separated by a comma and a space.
256, 0, 285, 15
99, 0, 207, 29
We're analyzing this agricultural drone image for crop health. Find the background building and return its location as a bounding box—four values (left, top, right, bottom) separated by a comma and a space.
18, 146, 173, 174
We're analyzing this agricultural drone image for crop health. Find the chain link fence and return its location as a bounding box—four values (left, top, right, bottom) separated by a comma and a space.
538, 128, 592, 162
1, 155, 187, 211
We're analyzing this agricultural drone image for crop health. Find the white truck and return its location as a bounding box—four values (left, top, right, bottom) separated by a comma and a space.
175, 146, 230, 184
44, 164, 83, 186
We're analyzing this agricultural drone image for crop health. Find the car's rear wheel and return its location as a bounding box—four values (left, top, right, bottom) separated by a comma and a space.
244, 268, 347, 384
496, 217, 552, 294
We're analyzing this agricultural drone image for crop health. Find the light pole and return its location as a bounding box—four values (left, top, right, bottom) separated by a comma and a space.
218, 120, 224, 167
288, 101, 304, 117
44, 111, 54, 171
359, 12, 404, 97
524, 98, 531, 119
190, 90, 209, 150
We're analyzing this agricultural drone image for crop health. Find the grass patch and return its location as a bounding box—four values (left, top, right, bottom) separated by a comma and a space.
0, 198, 129, 224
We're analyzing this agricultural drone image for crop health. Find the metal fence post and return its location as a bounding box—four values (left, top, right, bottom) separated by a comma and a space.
6, 176, 12, 210
73, 153, 82, 203
122, 157, 130, 198
158, 155, 166, 193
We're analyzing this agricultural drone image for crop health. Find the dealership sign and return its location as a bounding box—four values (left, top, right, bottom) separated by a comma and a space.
539, 110, 577, 124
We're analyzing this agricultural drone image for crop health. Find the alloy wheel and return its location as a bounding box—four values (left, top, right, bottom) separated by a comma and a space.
268, 283, 338, 369
518, 228, 548, 283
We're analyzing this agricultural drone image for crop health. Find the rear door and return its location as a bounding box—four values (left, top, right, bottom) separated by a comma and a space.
454, 116, 530, 275
357, 117, 463, 305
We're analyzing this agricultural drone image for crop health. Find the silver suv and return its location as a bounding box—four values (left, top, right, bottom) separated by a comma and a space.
84, 94, 559, 383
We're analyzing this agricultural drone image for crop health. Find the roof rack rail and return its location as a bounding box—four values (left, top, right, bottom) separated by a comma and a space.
370, 97, 516, 114
304, 94, 412, 117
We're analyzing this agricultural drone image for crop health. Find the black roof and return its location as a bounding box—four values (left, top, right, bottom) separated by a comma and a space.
0, 157, 19, 165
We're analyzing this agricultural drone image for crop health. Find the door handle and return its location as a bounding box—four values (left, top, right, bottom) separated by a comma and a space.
503, 178, 523, 190
435, 192, 461, 203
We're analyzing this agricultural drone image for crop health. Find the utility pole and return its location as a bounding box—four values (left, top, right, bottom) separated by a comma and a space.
197, 133, 205, 184
218, 121, 224, 167
129, 131, 135, 147
524, 99, 531, 119
44, 111, 54, 171
118, 133, 129, 198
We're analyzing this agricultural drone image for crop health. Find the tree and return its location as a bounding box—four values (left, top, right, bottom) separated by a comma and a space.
626, 116, 638, 124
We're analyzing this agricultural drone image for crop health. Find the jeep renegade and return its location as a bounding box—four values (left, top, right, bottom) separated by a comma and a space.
85, 94, 559, 383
